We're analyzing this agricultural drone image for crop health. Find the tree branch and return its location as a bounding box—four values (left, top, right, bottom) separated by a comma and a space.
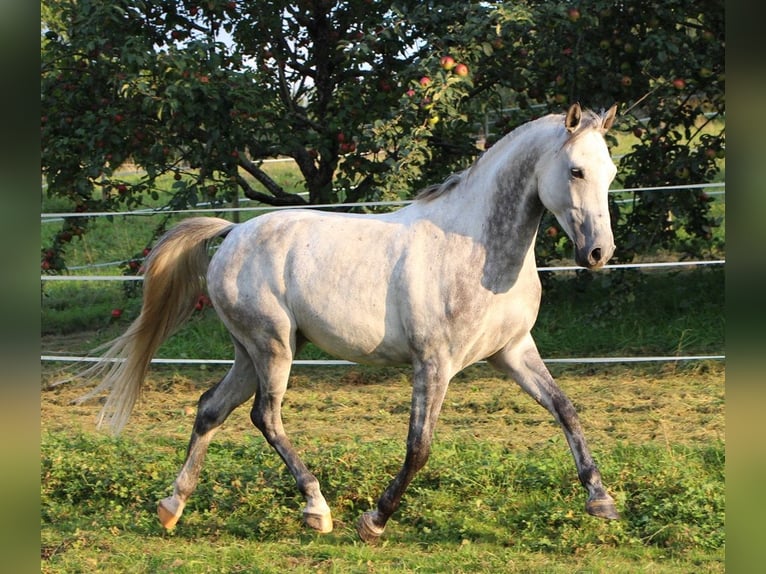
237, 155, 307, 205
345, 174, 376, 204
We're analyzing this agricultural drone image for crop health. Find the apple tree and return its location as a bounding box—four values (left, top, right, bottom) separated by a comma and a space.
41, 0, 490, 271
41, 0, 724, 273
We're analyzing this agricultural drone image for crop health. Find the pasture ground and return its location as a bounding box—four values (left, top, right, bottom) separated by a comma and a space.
41, 360, 724, 573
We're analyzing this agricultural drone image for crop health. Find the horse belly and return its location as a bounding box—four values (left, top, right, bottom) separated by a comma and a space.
290, 277, 410, 365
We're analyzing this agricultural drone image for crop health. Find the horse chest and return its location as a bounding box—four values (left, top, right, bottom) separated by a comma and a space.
398, 266, 541, 367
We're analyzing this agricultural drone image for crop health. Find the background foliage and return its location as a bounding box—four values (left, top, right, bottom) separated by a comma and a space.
41, 0, 724, 270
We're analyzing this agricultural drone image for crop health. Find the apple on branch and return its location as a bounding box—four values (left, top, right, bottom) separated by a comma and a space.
440, 55, 456, 70
453, 63, 469, 77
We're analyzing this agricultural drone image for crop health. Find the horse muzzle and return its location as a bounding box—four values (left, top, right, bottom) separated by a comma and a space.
575, 241, 615, 270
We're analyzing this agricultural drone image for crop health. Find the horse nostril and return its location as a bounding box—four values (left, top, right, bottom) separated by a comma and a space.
590, 248, 602, 264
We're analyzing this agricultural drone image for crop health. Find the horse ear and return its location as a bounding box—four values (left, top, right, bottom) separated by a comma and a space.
601, 104, 618, 131
565, 103, 582, 133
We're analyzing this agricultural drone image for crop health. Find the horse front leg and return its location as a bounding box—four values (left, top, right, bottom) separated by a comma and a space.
489, 335, 619, 520
357, 359, 452, 542
158, 350, 257, 529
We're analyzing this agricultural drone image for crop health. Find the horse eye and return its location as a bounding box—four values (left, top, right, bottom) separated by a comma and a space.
570, 167, 584, 179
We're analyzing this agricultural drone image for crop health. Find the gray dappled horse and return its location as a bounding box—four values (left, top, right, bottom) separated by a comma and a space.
79, 103, 620, 542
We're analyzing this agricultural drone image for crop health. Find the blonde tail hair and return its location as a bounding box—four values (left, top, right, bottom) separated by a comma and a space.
76, 217, 235, 434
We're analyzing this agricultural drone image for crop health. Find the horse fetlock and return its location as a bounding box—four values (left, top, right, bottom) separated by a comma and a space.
585, 492, 619, 520
356, 511, 386, 543
157, 496, 186, 530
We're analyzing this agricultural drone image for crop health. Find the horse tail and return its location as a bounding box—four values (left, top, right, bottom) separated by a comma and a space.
77, 217, 236, 434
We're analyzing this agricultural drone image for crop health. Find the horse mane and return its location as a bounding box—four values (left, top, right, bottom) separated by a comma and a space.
415, 172, 466, 201
415, 107, 608, 202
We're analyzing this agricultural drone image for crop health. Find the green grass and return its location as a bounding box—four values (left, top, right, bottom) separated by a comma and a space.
41, 364, 725, 573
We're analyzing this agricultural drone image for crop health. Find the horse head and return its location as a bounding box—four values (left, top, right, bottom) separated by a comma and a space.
537, 103, 618, 269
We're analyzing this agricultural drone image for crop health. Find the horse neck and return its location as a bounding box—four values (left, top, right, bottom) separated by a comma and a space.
469, 117, 562, 291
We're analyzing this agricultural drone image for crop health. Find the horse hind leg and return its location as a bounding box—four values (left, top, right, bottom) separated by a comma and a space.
158, 343, 257, 529
249, 352, 333, 533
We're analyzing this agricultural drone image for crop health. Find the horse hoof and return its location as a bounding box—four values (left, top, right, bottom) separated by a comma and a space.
158, 496, 185, 530
586, 495, 620, 520
303, 510, 333, 533
356, 511, 385, 543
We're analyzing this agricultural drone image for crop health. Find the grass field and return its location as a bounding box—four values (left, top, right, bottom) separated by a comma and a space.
41, 361, 724, 573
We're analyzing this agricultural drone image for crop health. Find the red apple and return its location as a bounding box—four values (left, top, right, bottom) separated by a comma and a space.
621, 75, 632, 87
672, 77, 686, 90
454, 63, 469, 77
419, 76, 432, 87
440, 55, 456, 70
111, 308, 123, 318
567, 8, 581, 22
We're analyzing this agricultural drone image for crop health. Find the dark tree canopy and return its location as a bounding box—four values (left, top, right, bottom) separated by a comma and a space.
41, 0, 724, 270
